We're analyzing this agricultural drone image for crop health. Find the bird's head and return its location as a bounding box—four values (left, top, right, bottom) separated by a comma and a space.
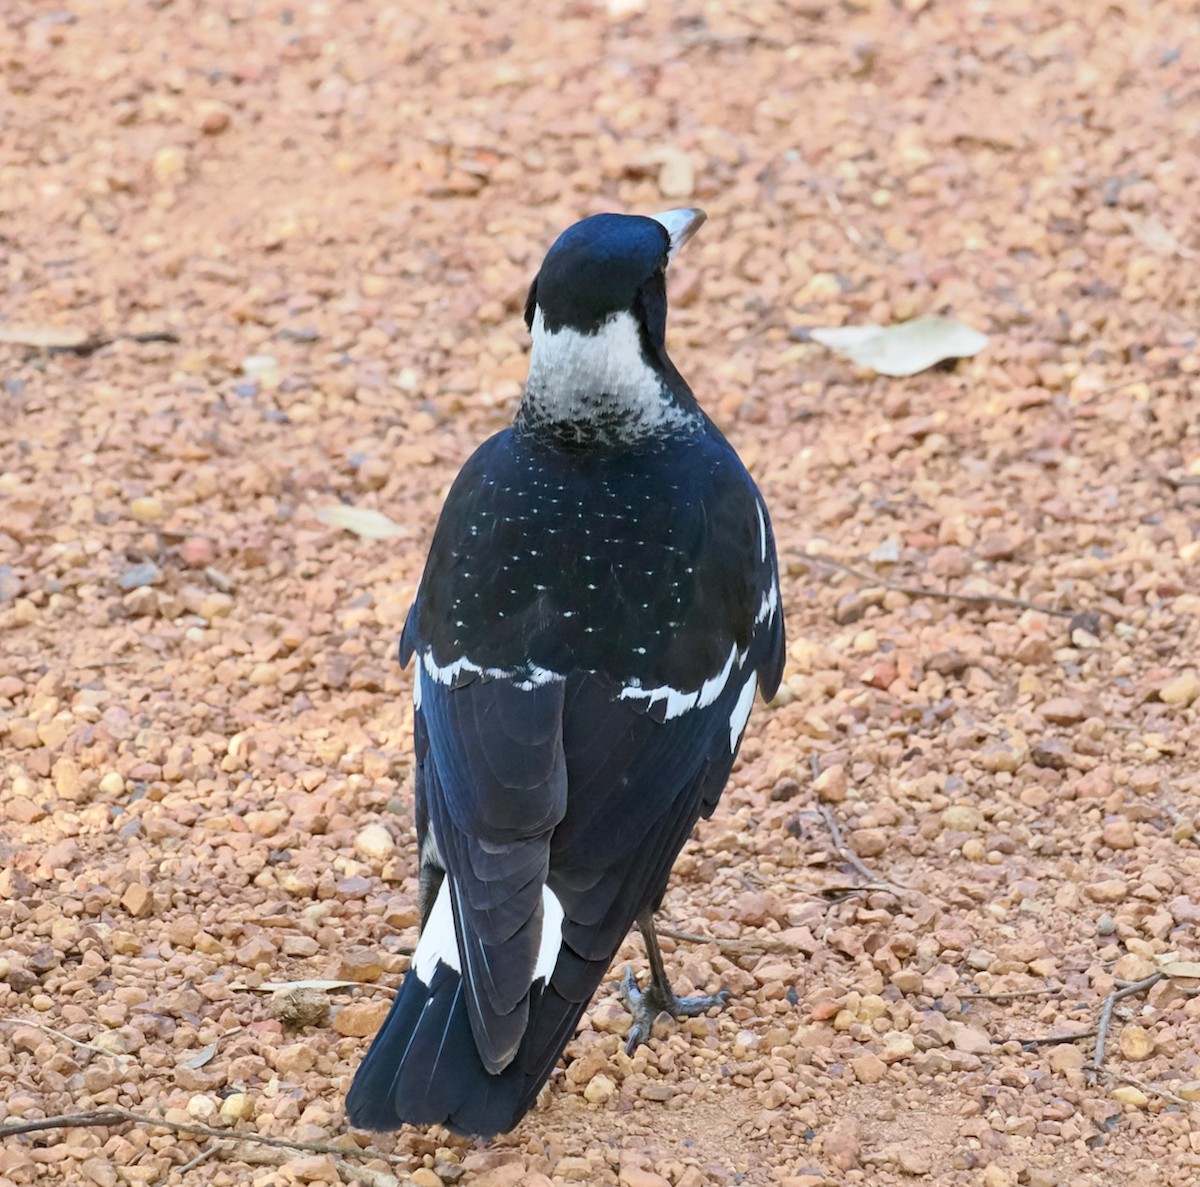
519, 209, 706, 446
525, 209, 705, 337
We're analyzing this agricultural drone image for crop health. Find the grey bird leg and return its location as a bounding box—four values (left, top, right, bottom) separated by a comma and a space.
619, 909, 731, 1054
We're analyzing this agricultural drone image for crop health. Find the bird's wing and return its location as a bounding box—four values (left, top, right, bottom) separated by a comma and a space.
544, 661, 757, 993
411, 668, 568, 1073
405, 651, 760, 1107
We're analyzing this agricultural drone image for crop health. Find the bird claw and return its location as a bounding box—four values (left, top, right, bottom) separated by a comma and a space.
618, 967, 731, 1056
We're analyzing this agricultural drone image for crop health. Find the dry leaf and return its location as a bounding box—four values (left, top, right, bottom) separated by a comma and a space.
1157, 958, 1200, 979
313, 504, 411, 539
1125, 213, 1194, 258
180, 1039, 218, 1069
807, 315, 989, 377
0, 324, 93, 350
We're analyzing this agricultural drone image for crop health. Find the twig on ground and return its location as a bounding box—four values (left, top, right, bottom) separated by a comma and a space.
1011, 1028, 1099, 1050
1090, 972, 1164, 1081
0, 1017, 133, 1061
1075, 371, 1181, 404
0, 326, 180, 355
817, 881, 895, 903
797, 554, 1077, 619
336, 1157, 405, 1186
1084, 1065, 1194, 1108
1158, 474, 1200, 490
232, 978, 401, 994
655, 925, 805, 958
816, 804, 905, 891
679, 29, 788, 51
174, 1143, 223, 1177
0, 1108, 406, 1166
970, 986, 1067, 1001
819, 185, 878, 258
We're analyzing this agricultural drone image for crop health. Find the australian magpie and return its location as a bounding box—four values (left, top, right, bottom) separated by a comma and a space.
345, 209, 785, 1137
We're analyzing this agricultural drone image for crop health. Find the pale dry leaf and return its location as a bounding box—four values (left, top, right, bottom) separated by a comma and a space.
0, 324, 93, 349
1157, 958, 1200, 979
1125, 213, 1194, 258
180, 1039, 219, 1070
808, 315, 989, 377
313, 504, 410, 540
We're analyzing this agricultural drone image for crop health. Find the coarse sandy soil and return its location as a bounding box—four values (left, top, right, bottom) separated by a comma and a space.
3, 1, 1200, 1185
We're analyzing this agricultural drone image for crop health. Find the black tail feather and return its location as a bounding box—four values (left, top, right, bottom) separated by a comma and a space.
345, 961, 594, 1137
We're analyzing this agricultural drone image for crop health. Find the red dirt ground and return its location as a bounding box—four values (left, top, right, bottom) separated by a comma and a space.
3, 2, 1200, 1185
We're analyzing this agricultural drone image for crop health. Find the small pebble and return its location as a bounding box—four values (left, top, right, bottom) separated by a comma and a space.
1038, 697, 1087, 724
118, 561, 162, 590
1158, 672, 1200, 705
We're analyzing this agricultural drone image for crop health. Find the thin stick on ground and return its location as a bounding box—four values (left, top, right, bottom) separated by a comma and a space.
654, 925, 807, 958
798, 554, 1077, 619
1084, 1066, 1195, 1108
0, 1017, 134, 1062
817, 881, 895, 903
819, 184, 883, 260
174, 1143, 222, 1176
1011, 1028, 1099, 1050
816, 803, 904, 891
1089, 971, 1164, 1081
970, 986, 1067, 1001
0, 1108, 406, 1166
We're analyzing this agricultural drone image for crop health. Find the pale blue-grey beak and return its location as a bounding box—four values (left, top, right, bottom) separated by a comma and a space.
651, 208, 706, 264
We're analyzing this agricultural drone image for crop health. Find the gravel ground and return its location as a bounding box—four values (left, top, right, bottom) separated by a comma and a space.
3, 1, 1200, 1184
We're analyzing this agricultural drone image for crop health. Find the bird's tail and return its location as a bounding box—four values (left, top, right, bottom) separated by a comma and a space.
345, 959, 591, 1137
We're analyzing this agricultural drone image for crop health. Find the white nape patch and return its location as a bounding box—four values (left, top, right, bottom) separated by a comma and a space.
420, 650, 561, 692
413, 877, 460, 984
755, 577, 780, 625
522, 308, 698, 441
535, 885, 565, 981
620, 643, 742, 720
755, 500, 768, 563
728, 672, 758, 751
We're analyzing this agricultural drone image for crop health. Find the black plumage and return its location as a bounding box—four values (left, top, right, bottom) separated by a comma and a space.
346, 209, 785, 1137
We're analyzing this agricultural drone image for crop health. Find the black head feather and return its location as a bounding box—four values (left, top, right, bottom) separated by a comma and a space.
528, 214, 671, 335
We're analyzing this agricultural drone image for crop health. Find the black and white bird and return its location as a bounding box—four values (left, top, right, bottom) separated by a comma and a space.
346, 209, 785, 1137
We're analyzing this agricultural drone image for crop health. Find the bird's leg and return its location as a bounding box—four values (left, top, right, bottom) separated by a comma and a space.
618, 909, 731, 1054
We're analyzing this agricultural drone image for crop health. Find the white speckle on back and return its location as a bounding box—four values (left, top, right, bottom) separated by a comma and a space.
755, 500, 768, 564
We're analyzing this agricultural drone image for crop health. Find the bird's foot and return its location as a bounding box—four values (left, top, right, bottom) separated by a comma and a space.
618, 967, 731, 1055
